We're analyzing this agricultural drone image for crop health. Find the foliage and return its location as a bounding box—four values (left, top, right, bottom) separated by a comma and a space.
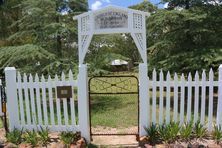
24, 130, 39, 146
162, 0, 222, 9
60, 131, 81, 145
144, 123, 160, 145
159, 122, 180, 143
180, 121, 194, 141
0, 0, 87, 75
6, 128, 23, 145
129, 0, 157, 13
147, 5, 222, 75
193, 120, 208, 139
38, 127, 50, 146
0, 44, 55, 74
169, 122, 181, 141
212, 125, 222, 144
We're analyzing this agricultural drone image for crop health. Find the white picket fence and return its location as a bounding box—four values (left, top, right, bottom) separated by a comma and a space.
15, 71, 78, 131
4, 65, 90, 140
147, 66, 222, 131
4, 64, 222, 141
0, 79, 3, 116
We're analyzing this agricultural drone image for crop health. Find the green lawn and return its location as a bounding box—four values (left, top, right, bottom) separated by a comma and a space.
90, 94, 138, 128
0, 119, 3, 128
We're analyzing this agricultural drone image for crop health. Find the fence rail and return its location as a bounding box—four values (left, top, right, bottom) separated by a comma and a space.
147, 68, 222, 131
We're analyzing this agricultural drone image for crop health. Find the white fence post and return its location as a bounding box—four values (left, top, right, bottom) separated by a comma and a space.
0, 79, 3, 116
5, 67, 20, 130
78, 64, 90, 142
139, 63, 149, 136
217, 65, 222, 126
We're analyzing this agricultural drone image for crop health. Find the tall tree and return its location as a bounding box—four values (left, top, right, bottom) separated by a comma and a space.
0, 0, 88, 75
162, 0, 222, 9
147, 4, 222, 74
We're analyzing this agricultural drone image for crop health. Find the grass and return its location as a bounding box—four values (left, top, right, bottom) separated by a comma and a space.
90, 94, 138, 128
0, 118, 3, 128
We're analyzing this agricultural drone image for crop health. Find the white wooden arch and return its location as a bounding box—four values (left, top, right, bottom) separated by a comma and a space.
74, 5, 150, 65
74, 5, 150, 142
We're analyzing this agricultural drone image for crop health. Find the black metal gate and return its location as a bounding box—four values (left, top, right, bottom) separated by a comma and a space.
89, 75, 139, 137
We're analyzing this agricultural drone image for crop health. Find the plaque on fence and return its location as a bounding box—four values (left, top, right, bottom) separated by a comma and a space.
94, 10, 128, 30
57, 86, 72, 98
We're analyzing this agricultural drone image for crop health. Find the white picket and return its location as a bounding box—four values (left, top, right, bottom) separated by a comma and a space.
147, 75, 150, 126
194, 71, 199, 123
159, 70, 164, 125
23, 74, 31, 125
187, 73, 192, 122
173, 73, 178, 122
48, 75, 55, 126
29, 74, 37, 125
41, 75, 48, 125
200, 70, 206, 124
61, 72, 69, 126
69, 70, 76, 125
152, 69, 156, 124
17, 72, 25, 125
166, 72, 171, 124
0, 79, 2, 116
35, 74, 43, 125
180, 74, 185, 125
208, 69, 214, 131
55, 75, 62, 126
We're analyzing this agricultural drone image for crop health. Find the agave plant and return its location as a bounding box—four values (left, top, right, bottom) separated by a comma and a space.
212, 125, 222, 144
144, 123, 160, 145
193, 120, 208, 139
159, 123, 172, 144
169, 122, 180, 142
38, 126, 50, 146
159, 122, 181, 144
24, 130, 39, 146
6, 128, 24, 145
180, 122, 194, 142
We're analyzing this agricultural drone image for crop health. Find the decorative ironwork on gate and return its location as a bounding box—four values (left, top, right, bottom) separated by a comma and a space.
89, 75, 139, 137
89, 76, 138, 94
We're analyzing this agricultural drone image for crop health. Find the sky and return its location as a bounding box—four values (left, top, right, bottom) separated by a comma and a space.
88, 0, 165, 11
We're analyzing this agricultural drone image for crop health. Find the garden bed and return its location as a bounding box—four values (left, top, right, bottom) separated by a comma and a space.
140, 121, 222, 148
0, 128, 86, 148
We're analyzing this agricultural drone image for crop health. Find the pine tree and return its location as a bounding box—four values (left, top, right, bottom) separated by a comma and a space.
0, 0, 88, 74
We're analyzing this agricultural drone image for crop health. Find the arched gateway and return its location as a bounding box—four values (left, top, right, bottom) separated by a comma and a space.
74, 6, 150, 142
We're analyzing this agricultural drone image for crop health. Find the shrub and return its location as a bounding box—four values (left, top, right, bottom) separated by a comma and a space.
60, 131, 81, 146
144, 123, 160, 145
180, 122, 193, 141
24, 130, 39, 146
159, 122, 180, 144
159, 124, 172, 144
6, 128, 23, 145
38, 126, 50, 146
169, 122, 180, 141
193, 120, 208, 139
212, 125, 222, 144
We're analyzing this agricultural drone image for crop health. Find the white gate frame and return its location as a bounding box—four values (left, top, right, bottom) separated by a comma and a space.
74, 5, 150, 142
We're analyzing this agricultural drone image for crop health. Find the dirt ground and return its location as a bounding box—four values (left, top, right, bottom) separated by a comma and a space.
92, 126, 138, 135
91, 135, 138, 147
0, 128, 6, 146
